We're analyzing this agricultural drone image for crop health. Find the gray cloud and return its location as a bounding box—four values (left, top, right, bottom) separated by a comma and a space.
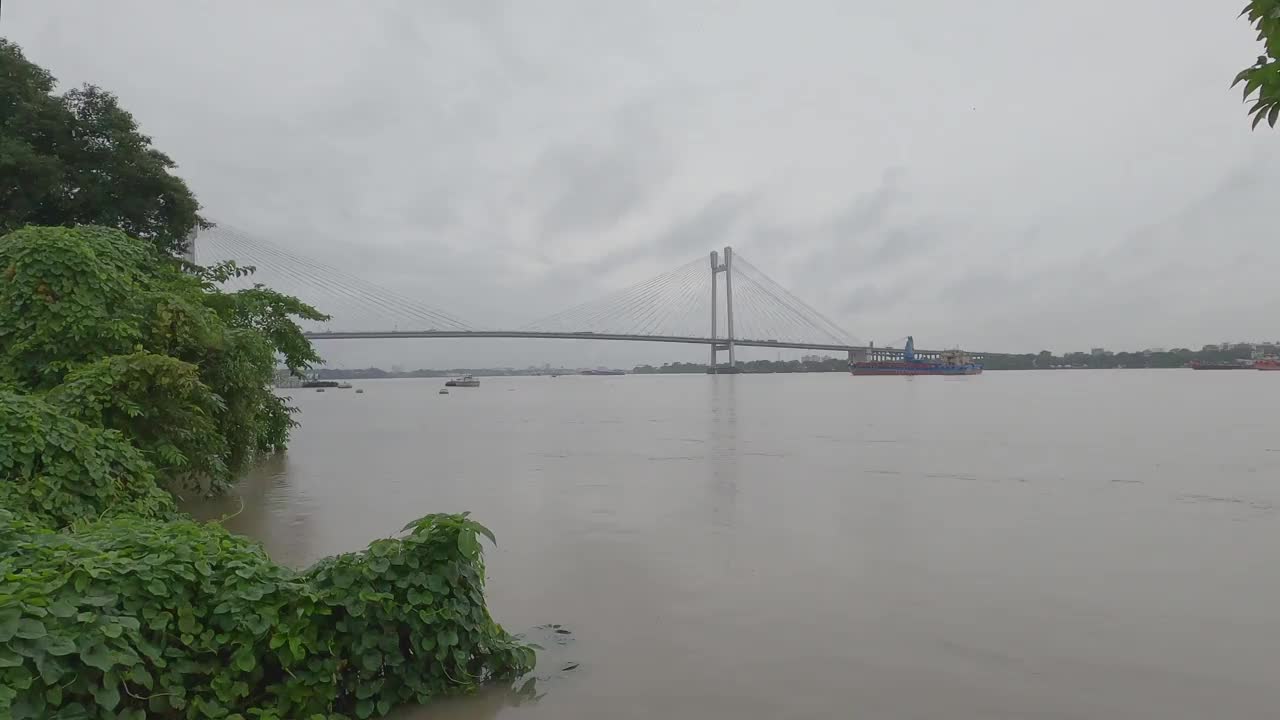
7, 0, 1280, 368
527, 105, 671, 237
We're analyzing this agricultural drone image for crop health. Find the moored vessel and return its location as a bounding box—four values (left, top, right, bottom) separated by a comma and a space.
1190, 360, 1253, 370
444, 375, 480, 387
850, 336, 982, 376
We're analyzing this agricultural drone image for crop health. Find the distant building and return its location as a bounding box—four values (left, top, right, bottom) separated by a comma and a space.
801, 354, 833, 363
1090, 348, 1111, 357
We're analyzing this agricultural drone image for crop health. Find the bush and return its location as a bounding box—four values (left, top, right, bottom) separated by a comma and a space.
0, 225, 326, 495
0, 390, 175, 529
2, 45, 532, 718
0, 226, 158, 389
0, 513, 534, 720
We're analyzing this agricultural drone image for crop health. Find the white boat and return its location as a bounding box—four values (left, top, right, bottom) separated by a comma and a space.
337, 382, 353, 389
438, 388, 449, 395
444, 375, 480, 387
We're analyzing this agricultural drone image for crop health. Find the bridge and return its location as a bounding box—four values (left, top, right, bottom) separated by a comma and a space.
194, 224, 982, 370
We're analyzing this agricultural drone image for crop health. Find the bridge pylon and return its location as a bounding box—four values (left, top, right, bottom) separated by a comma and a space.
708, 247, 740, 373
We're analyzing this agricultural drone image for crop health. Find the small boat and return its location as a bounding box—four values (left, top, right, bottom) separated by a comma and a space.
444, 375, 480, 387
337, 382, 353, 389
316, 388, 325, 393
355, 388, 364, 394
438, 388, 449, 395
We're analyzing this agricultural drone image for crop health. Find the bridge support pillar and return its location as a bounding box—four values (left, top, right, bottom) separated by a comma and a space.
708, 247, 736, 372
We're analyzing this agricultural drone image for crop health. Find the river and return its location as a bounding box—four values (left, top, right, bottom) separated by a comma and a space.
191, 371, 1280, 719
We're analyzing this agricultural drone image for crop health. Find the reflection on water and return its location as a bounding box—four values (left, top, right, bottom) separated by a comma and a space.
189, 372, 1280, 719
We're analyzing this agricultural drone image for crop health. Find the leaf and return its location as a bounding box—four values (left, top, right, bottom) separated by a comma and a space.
79, 643, 115, 672
233, 647, 257, 672
426, 574, 448, 594
0, 648, 22, 667
470, 520, 497, 545
457, 530, 480, 559
1269, 102, 1280, 127
0, 610, 18, 642
91, 682, 121, 711
437, 629, 458, 648
14, 618, 46, 640
47, 601, 77, 618
53, 702, 90, 720
1254, 106, 1270, 129
1242, 73, 1263, 99
43, 635, 77, 656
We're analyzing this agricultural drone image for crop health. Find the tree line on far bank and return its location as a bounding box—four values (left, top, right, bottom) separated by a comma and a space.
632, 343, 1278, 373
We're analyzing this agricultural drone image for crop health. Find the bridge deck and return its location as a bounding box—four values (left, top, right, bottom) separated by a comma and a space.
303, 330, 989, 358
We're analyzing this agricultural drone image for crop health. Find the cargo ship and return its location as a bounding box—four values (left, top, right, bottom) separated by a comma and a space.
1256, 357, 1280, 371
849, 336, 983, 376
1189, 360, 1253, 370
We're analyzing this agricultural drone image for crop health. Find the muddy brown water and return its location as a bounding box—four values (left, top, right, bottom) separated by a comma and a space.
188, 371, 1280, 719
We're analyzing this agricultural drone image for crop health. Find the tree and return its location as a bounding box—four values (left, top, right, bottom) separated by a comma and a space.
1234, 1, 1280, 128
0, 40, 204, 254
0, 46, 534, 720
0, 225, 327, 494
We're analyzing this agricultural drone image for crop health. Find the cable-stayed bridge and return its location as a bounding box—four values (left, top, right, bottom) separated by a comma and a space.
195, 224, 979, 370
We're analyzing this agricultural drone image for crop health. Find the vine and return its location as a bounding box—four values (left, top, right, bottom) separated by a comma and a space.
0, 512, 532, 719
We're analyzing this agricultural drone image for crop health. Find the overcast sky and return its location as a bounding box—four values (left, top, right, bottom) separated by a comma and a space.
7, 1, 1278, 367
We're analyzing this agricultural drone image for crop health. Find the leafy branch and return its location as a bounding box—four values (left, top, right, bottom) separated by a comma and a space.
1234, 0, 1280, 128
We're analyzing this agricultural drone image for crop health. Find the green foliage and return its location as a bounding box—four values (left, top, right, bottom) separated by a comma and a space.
0, 40, 205, 254
48, 353, 228, 486
1234, 0, 1280, 129
0, 225, 157, 388
0, 390, 175, 530
203, 285, 326, 377
1, 44, 532, 720
0, 225, 325, 493
0, 513, 534, 720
